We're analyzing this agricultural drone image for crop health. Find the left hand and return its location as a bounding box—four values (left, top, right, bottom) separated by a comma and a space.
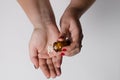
29, 24, 62, 78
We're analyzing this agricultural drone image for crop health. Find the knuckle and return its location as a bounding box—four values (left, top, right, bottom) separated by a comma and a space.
47, 60, 52, 65
52, 60, 56, 64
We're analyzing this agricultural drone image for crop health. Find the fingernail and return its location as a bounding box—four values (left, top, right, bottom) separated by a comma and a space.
61, 53, 65, 56
56, 70, 61, 76
34, 65, 37, 69
62, 48, 67, 51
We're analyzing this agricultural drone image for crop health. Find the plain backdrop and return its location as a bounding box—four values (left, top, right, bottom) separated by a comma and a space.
0, 0, 120, 80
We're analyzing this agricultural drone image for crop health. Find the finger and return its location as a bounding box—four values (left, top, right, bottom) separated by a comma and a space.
57, 37, 64, 41
60, 21, 70, 36
52, 56, 61, 76
54, 66, 61, 76
70, 20, 83, 43
39, 58, 50, 78
47, 58, 57, 78
57, 32, 67, 41
61, 42, 80, 56
56, 54, 63, 68
29, 48, 39, 69
67, 47, 81, 56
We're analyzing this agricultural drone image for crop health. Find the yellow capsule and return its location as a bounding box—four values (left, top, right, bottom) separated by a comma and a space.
53, 39, 71, 52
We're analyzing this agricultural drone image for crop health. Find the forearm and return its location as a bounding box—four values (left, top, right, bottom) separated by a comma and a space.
65, 0, 95, 18
17, 0, 56, 28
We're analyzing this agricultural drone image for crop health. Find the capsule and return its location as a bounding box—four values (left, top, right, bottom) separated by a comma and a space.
53, 39, 71, 52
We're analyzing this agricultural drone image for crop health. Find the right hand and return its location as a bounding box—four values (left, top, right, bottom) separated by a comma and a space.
58, 9, 83, 57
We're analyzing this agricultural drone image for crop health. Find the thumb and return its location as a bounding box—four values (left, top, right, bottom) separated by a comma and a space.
58, 23, 70, 41
29, 48, 39, 69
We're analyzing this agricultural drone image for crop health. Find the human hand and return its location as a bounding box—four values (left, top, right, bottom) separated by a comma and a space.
58, 9, 83, 56
29, 24, 62, 78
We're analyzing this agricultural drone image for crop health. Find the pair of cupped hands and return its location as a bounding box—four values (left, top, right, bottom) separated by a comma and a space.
29, 11, 83, 78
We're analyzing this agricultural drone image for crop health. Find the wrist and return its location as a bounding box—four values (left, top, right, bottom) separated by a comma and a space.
33, 24, 46, 31
33, 20, 56, 28
37, 0, 56, 26
67, 0, 96, 18
33, 22, 57, 31
64, 6, 82, 19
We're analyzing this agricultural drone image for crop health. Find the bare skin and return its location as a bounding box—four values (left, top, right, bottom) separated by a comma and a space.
17, 0, 62, 78
59, 0, 95, 56
17, 0, 95, 78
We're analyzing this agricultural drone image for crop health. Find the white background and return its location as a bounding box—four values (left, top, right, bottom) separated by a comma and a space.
0, 0, 120, 80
